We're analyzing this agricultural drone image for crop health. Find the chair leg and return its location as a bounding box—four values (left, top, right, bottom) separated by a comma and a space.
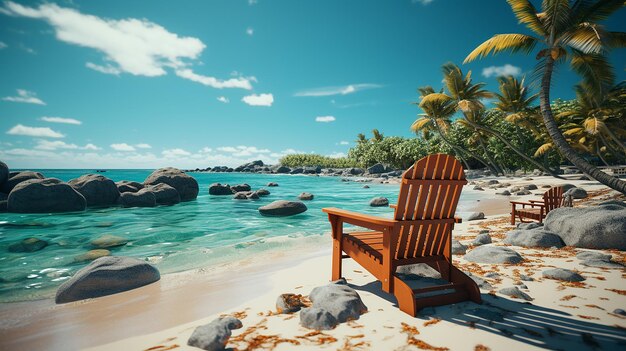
331, 237, 342, 281
393, 275, 417, 317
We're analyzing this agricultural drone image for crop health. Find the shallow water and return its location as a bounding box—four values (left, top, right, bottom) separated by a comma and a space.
0, 170, 480, 302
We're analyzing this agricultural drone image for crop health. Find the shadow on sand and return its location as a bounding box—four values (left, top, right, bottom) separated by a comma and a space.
352, 280, 626, 350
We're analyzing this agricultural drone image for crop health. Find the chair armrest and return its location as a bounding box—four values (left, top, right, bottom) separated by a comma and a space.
510, 201, 545, 208
322, 207, 396, 231
528, 199, 544, 204
455, 217, 462, 224
390, 204, 397, 209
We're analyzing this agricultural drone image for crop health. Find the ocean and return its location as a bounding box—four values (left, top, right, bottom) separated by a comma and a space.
0, 169, 480, 302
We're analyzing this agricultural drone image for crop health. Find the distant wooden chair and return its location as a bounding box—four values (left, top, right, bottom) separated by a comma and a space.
322, 154, 481, 317
510, 186, 564, 225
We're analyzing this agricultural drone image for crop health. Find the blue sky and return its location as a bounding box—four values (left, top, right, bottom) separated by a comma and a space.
0, 0, 624, 168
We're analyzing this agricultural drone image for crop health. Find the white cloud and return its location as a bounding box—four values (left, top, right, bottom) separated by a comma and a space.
412, 0, 434, 5
482, 64, 522, 78
86, 62, 121, 75
7, 124, 64, 138
315, 116, 336, 123
40, 116, 82, 125
110, 143, 136, 151
84, 143, 101, 150
0, 41, 7, 49
339, 141, 349, 145
217, 96, 229, 103
199, 147, 212, 153
162, 148, 191, 157
217, 145, 271, 157
294, 83, 382, 97
175, 69, 253, 90
2, 89, 46, 105
248, 0, 258, 5
35, 140, 77, 150
246, 27, 254, 36
136, 143, 152, 149
242, 93, 273, 106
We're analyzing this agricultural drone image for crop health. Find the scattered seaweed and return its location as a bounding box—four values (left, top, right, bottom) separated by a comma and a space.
423, 318, 442, 327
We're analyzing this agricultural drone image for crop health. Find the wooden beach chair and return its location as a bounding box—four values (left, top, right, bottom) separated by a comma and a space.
509, 186, 564, 225
322, 154, 481, 317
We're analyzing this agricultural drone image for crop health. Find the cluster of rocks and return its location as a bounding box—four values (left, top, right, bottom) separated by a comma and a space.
209, 182, 271, 200
187, 160, 403, 179
0, 162, 198, 213
469, 178, 589, 199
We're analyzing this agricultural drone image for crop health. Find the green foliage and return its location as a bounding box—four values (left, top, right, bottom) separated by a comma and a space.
278, 154, 358, 168
348, 135, 428, 169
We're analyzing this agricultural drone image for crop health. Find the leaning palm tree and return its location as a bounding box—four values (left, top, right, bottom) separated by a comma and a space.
464, 0, 626, 193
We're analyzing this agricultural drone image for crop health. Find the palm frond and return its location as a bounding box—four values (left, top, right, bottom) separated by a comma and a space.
583, 117, 605, 135
569, 49, 615, 95
419, 93, 454, 107
410, 117, 432, 132
572, 0, 624, 23
560, 24, 606, 53
535, 142, 554, 156
507, 0, 546, 36
606, 31, 626, 48
464, 34, 539, 63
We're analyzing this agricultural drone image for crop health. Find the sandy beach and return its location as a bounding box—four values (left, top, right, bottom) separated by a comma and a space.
1, 174, 625, 351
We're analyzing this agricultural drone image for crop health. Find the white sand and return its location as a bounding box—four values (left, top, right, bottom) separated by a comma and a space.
1, 174, 625, 351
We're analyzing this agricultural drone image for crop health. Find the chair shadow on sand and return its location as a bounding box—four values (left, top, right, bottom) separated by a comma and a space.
352, 280, 626, 350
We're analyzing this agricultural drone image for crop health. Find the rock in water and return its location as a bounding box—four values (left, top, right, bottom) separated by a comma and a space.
298, 192, 314, 200
267, 182, 279, 187
369, 197, 389, 207
258, 200, 307, 216
68, 174, 120, 207
0, 161, 8, 188
276, 293, 307, 313
209, 183, 234, 195
187, 316, 243, 351
300, 280, 367, 330
8, 178, 86, 213
73, 249, 111, 262
542, 268, 585, 282
230, 184, 251, 192
1, 171, 44, 194
8, 237, 48, 252
464, 246, 523, 264
119, 189, 156, 207
255, 188, 270, 196
115, 180, 144, 193
55, 256, 160, 303
90, 234, 128, 248
503, 229, 565, 248
544, 204, 626, 250
145, 183, 181, 205
144, 167, 199, 201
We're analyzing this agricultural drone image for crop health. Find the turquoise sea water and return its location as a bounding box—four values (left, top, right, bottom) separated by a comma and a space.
0, 170, 480, 302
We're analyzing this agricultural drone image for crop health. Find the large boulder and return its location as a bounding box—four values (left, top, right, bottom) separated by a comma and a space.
276, 166, 291, 174
187, 316, 243, 351
0, 161, 8, 187
258, 200, 307, 216
367, 163, 385, 174
231, 184, 251, 192
564, 187, 588, 199
68, 174, 120, 207
116, 180, 144, 193
55, 256, 160, 303
209, 183, 234, 195
464, 246, 523, 264
144, 167, 198, 201
119, 189, 156, 208
7, 178, 86, 213
145, 183, 181, 205
544, 204, 626, 250
300, 279, 367, 330
503, 229, 565, 248
348, 168, 365, 175
1, 171, 44, 194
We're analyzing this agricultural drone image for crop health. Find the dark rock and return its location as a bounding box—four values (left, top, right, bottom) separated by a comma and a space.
369, 197, 389, 207
56, 256, 160, 303
276, 166, 291, 174
145, 183, 180, 205
559, 184, 577, 192
255, 189, 270, 196
0, 161, 8, 187
8, 237, 48, 253
496, 190, 511, 196
576, 251, 624, 269
524, 184, 538, 190
1, 171, 44, 194
348, 168, 365, 175
452, 240, 467, 255
465, 272, 493, 290
362, 185, 370, 189
233, 191, 259, 200
187, 316, 242, 351
564, 187, 588, 199
298, 192, 314, 200
258, 200, 307, 216
68, 174, 120, 207
516, 189, 531, 195
544, 204, 626, 250
119, 189, 156, 207
144, 167, 198, 201
267, 182, 279, 187
231, 184, 251, 192
367, 163, 385, 174
467, 212, 485, 221
613, 309, 626, 316
499, 286, 533, 301
73, 249, 111, 263
472, 233, 492, 246
209, 183, 234, 195
8, 178, 86, 213
519, 274, 533, 281
300, 308, 338, 330
464, 246, 523, 264
396, 263, 442, 280
276, 293, 307, 313
542, 268, 585, 282
487, 180, 499, 185
517, 222, 542, 230
290, 167, 303, 174
300, 280, 367, 330
116, 180, 144, 193
90, 234, 128, 249
0, 200, 7, 212
503, 229, 565, 248
303, 166, 322, 174
473, 186, 484, 191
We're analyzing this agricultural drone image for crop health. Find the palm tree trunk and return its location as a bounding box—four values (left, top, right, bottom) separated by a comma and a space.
477, 135, 503, 175
431, 120, 494, 171
540, 56, 626, 194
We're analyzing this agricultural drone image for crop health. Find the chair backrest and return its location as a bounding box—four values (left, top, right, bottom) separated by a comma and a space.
542, 186, 564, 213
392, 154, 467, 260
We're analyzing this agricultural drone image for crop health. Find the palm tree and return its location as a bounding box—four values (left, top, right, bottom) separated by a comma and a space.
464, 0, 626, 193
371, 129, 384, 142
